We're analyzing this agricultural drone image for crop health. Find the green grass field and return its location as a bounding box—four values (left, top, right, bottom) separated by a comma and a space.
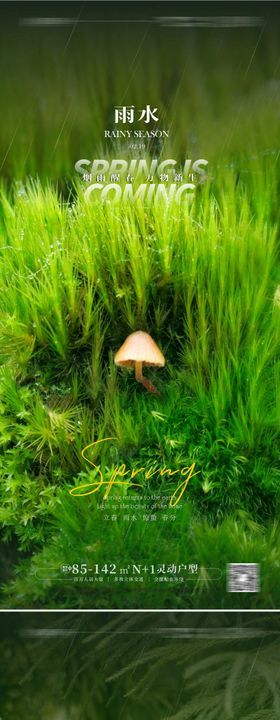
0, 161, 280, 608
0, 9, 280, 607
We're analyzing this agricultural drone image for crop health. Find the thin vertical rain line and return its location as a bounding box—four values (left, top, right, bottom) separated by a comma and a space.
52, 106, 72, 156
219, 22, 267, 156
235, 49, 280, 148
118, 636, 150, 718
244, 21, 266, 79
62, 2, 85, 57
0, 123, 20, 173
271, 56, 280, 80
22, 139, 34, 169
137, 26, 193, 157
162, 24, 227, 159
159, 55, 190, 156
18, 631, 69, 686
171, 676, 186, 715
274, 148, 280, 166
161, 27, 207, 154
121, 23, 151, 103
243, 636, 264, 686
63, 613, 84, 662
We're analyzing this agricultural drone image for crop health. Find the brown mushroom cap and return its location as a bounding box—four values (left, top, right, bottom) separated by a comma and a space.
114, 331, 165, 367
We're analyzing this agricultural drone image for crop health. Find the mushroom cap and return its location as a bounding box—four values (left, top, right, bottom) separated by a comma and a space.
114, 331, 165, 367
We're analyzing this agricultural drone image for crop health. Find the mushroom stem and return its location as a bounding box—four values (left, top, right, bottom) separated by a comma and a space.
135, 360, 160, 395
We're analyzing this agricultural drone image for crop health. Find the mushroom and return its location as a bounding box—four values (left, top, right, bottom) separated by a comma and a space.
114, 330, 165, 395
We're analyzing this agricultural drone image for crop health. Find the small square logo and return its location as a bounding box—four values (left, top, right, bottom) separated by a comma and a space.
227, 563, 260, 592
